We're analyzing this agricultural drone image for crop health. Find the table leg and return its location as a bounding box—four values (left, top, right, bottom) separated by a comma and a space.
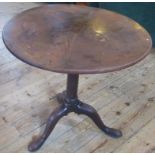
28, 104, 70, 152
28, 74, 122, 152
56, 94, 122, 138
75, 101, 122, 138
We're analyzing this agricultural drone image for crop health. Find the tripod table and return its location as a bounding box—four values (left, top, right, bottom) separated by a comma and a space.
2, 4, 152, 152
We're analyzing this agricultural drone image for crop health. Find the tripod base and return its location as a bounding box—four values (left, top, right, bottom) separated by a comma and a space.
28, 91, 122, 152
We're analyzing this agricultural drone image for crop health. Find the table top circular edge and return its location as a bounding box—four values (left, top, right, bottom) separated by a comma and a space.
2, 4, 152, 74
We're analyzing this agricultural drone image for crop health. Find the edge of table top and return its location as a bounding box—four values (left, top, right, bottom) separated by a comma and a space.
2, 4, 152, 74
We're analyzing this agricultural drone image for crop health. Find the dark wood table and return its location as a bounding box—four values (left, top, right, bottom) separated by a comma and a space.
2, 4, 152, 152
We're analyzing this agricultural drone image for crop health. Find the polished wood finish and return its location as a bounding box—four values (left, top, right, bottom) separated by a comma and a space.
2, 4, 152, 74
28, 77, 122, 152
1, 3, 153, 153
66, 74, 79, 99
28, 103, 70, 152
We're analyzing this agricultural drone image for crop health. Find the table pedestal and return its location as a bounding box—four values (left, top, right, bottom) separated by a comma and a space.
28, 74, 122, 152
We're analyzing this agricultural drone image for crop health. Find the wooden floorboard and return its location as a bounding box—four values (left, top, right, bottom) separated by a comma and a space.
1, 2, 155, 153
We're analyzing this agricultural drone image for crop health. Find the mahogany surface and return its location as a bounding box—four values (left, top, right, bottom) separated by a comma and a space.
2, 4, 152, 74
2, 4, 152, 152
28, 83, 122, 152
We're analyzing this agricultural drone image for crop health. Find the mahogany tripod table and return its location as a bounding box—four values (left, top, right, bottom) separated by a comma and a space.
2, 4, 152, 152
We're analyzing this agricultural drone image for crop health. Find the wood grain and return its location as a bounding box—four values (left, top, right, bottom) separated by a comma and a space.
0, 2, 155, 153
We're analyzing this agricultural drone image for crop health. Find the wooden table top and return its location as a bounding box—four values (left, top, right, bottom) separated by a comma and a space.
2, 4, 152, 74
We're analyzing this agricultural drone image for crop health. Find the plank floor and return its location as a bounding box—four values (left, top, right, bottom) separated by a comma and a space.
0, 2, 155, 153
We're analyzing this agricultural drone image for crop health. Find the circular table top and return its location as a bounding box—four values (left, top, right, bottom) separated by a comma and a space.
2, 4, 152, 74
